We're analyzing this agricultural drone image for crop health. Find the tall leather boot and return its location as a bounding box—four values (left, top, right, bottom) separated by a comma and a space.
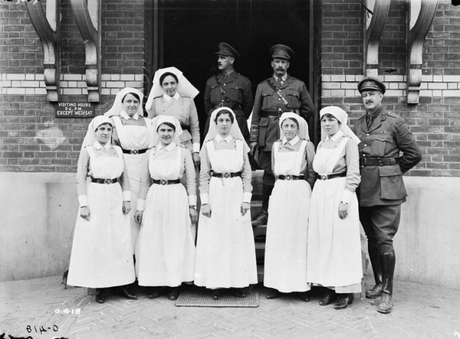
377, 248, 395, 314
366, 243, 383, 298
252, 184, 272, 227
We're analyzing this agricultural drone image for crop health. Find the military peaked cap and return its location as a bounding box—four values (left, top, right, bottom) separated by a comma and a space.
215, 42, 240, 58
269, 44, 294, 60
358, 77, 386, 94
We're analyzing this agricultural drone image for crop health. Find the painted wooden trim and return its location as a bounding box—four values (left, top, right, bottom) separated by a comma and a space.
70, 0, 101, 102
407, 0, 438, 104
363, 0, 391, 77
24, 0, 61, 102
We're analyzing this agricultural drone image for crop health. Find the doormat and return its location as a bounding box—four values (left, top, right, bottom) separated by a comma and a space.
175, 289, 259, 308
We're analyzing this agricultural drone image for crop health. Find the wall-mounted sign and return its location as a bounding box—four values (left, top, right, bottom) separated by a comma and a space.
56, 102, 95, 118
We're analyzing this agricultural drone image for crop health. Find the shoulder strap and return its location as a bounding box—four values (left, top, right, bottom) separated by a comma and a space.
266, 80, 291, 109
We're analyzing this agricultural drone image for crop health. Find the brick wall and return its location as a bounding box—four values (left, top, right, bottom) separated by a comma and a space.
0, 0, 148, 172
319, 0, 460, 177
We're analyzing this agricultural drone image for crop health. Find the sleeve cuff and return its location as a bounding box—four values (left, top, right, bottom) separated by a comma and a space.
341, 189, 353, 204
243, 192, 252, 203
123, 191, 131, 201
188, 195, 197, 206
193, 143, 200, 153
200, 193, 209, 205
137, 199, 145, 211
78, 195, 88, 207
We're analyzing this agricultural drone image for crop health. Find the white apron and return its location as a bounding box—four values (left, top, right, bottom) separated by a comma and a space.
113, 116, 153, 253
194, 140, 257, 288
67, 146, 135, 288
136, 146, 196, 287
264, 140, 311, 292
307, 138, 362, 291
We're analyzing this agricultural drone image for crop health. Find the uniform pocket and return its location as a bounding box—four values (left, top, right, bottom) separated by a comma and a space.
378, 165, 407, 200
258, 117, 270, 147
286, 89, 300, 108
370, 134, 393, 155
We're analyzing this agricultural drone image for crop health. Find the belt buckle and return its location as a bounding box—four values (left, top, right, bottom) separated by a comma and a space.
223, 172, 231, 179
320, 175, 327, 181
131, 149, 139, 155
104, 178, 112, 184
160, 179, 167, 185
285, 174, 293, 180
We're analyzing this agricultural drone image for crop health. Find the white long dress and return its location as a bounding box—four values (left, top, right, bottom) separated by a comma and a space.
194, 139, 257, 289
264, 140, 312, 293
135, 145, 196, 287
112, 115, 153, 252
307, 136, 362, 292
67, 146, 135, 288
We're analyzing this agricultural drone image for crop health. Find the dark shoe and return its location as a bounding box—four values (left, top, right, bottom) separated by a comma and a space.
266, 289, 280, 299
297, 292, 310, 302
252, 212, 268, 227
319, 290, 336, 306
167, 287, 181, 301
96, 289, 108, 304
147, 287, 161, 299
120, 287, 137, 300
233, 288, 246, 298
211, 289, 221, 300
334, 294, 354, 310
366, 283, 383, 299
377, 293, 393, 314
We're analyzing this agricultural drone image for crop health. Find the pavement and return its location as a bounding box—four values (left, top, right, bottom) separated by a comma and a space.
1, 275, 459, 339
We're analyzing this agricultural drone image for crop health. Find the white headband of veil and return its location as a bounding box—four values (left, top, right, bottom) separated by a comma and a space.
202, 107, 250, 153
319, 106, 360, 144
151, 115, 183, 147
279, 112, 310, 141
145, 67, 199, 112
104, 87, 144, 118
81, 115, 114, 149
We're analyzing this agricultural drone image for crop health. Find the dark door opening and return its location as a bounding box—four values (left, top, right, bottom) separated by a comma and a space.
155, 0, 313, 139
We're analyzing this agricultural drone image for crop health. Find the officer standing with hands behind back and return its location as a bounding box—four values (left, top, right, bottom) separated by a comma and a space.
250, 44, 316, 227
204, 42, 253, 141
354, 77, 422, 314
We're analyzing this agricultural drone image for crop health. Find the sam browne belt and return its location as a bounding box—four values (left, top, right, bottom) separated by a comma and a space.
360, 156, 399, 167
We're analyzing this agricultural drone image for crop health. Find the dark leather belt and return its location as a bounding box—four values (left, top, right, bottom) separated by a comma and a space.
211, 171, 242, 178
212, 103, 242, 110
152, 179, 181, 185
317, 172, 346, 180
91, 177, 120, 184
360, 157, 399, 167
277, 175, 304, 180
260, 111, 281, 118
122, 148, 148, 155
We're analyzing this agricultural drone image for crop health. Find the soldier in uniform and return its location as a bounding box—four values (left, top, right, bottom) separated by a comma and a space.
204, 42, 253, 141
354, 77, 422, 314
250, 44, 316, 227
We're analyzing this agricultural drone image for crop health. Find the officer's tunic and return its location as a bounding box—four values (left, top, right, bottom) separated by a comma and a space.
204, 72, 253, 139
354, 107, 422, 207
250, 75, 315, 170
354, 107, 422, 245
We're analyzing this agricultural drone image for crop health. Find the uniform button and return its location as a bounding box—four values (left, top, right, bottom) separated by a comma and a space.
366, 134, 369, 136
364, 144, 367, 146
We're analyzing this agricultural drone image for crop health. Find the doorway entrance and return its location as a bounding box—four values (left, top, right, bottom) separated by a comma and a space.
152, 0, 314, 139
